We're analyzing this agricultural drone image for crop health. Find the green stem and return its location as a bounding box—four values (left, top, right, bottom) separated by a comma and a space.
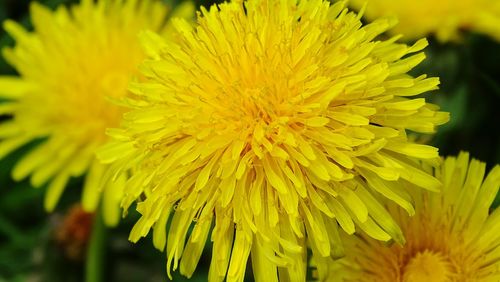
86, 208, 106, 282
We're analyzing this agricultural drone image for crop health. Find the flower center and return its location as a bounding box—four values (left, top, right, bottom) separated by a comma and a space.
403, 250, 451, 282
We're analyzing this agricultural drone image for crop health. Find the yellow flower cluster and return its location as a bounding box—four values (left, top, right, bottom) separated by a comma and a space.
0, 0, 498, 281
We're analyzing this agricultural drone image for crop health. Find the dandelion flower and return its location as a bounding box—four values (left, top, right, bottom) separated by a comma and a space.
0, 0, 193, 226
99, 0, 448, 280
350, 0, 500, 42
315, 152, 500, 281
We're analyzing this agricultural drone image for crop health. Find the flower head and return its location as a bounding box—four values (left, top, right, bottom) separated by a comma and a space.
0, 0, 193, 226
315, 152, 500, 281
99, 0, 448, 280
350, 0, 500, 42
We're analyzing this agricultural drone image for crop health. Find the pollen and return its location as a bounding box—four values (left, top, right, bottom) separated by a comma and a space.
403, 251, 451, 282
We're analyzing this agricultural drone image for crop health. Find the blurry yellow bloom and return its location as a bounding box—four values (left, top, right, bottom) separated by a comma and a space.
315, 152, 500, 281
350, 0, 500, 42
0, 0, 193, 226
99, 0, 448, 280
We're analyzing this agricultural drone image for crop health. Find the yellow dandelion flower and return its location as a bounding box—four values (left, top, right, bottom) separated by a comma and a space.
350, 0, 500, 42
98, 0, 448, 280
0, 0, 193, 226
315, 152, 500, 281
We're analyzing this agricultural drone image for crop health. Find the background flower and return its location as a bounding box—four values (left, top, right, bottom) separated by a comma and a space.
350, 0, 500, 42
0, 0, 193, 226
314, 152, 500, 281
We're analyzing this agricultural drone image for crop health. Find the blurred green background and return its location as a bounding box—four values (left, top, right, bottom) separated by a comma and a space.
0, 0, 499, 281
